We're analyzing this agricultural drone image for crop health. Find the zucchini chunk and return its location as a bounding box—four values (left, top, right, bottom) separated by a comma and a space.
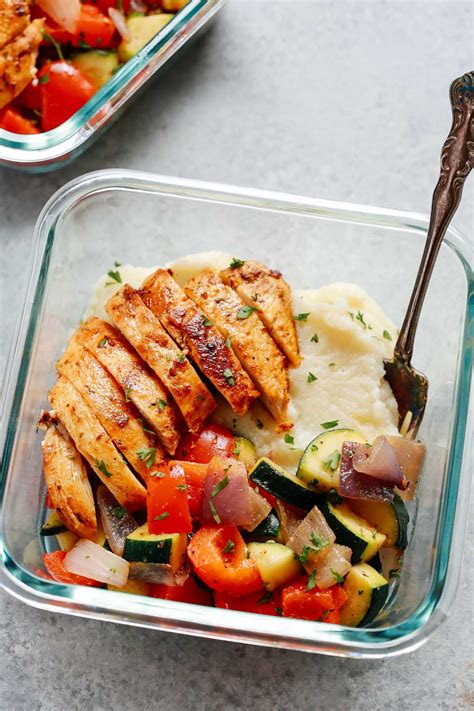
40, 510, 67, 536
123, 524, 187, 572
247, 542, 302, 590
248, 509, 281, 540
340, 563, 389, 627
56, 531, 78, 552
321, 498, 386, 563
249, 457, 322, 511
234, 436, 257, 468
297, 429, 366, 492
349, 493, 409, 549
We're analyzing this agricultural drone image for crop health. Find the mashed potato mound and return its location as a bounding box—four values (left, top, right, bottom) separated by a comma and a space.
85, 252, 399, 471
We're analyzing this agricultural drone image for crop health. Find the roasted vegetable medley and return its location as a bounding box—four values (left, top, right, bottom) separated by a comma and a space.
37, 257, 426, 627
0, 0, 188, 134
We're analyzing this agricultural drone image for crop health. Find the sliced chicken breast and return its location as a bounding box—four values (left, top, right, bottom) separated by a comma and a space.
76, 318, 182, 456
221, 260, 301, 367
49, 376, 147, 511
105, 285, 216, 433
39, 413, 97, 540
0, 0, 29, 50
57, 337, 165, 482
141, 269, 260, 417
184, 269, 290, 422
0, 17, 43, 109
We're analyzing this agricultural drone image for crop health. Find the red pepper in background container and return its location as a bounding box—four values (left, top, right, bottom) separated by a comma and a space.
38, 61, 96, 132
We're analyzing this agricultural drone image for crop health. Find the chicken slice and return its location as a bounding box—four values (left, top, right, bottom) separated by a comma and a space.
221, 260, 301, 367
141, 269, 260, 417
183, 269, 290, 423
49, 376, 147, 511
57, 337, 165, 482
76, 318, 182, 456
105, 285, 216, 433
0, 18, 43, 109
38, 412, 97, 540
0, 0, 29, 50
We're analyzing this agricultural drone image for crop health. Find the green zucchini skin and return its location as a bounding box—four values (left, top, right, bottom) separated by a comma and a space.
249, 458, 322, 511
392, 494, 409, 549
360, 585, 389, 626
40, 511, 67, 536
320, 497, 385, 563
123, 536, 172, 564
340, 563, 389, 627
246, 509, 280, 540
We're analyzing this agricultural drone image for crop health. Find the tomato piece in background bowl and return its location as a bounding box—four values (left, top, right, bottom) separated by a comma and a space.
188, 526, 262, 595
177, 424, 236, 463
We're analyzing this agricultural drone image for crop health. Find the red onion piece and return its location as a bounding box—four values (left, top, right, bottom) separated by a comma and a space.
314, 544, 352, 590
386, 436, 426, 500
97, 486, 137, 557
274, 500, 306, 543
339, 441, 394, 502
200, 457, 270, 528
353, 436, 407, 489
64, 539, 129, 587
37, 0, 81, 32
108, 8, 131, 41
287, 505, 336, 569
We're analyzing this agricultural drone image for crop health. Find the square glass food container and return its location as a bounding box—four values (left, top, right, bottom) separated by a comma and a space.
0, 170, 472, 658
0, 1, 224, 172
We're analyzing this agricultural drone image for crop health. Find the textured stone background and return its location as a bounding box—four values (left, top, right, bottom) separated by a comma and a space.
1, 2, 473, 709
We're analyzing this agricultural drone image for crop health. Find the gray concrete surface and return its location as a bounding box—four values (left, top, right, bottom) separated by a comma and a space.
1, 1, 473, 709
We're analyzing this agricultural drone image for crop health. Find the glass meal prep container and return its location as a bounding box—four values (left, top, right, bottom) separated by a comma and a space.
0, 0, 224, 172
0, 170, 472, 658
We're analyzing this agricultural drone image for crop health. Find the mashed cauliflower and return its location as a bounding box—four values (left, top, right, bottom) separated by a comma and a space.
85, 252, 399, 472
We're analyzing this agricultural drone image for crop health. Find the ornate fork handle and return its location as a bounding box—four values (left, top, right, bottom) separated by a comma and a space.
395, 71, 474, 361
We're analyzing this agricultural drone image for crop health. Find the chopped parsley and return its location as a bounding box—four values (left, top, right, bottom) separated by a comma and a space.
222, 540, 235, 553
95, 459, 112, 478
211, 476, 229, 498
298, 532, 329, 563
157, 399, 167, 410
107, 269, 122, 284
275, 606, 283, 616
43, 32, 64, 61
197, 394, 205, 401
136, 447, 157, 469
209, 500, 221, 524
306, 570, 317, 591
225, 336, 232, 349
114, 260, 121, 267
310, 333, 319, 343
98, 338, 109, 348
293, 313, 310, 321
111, 506, 126, 519
177, 354, 186, 363
153, 512, 170, 521
328, 362, 335, 368
233, 441, 240, 456
202, 315, 213, 327
383, 330, 392, 341
307, 372, 317, 383
320, 420, 339, 430
230, 258, 245, 269
256, 590, 273, 604
256, 418, 264, 430
331, 569, 345, 584
284, 433, 294, 445
39, 74, 49, 84
223, 367, 235, 386
348, 310, 371, 330
236, 305, 257, 319
176, 484, 187, 492
124, 386, 132, 402
322, 449, 341, 471
149, 470, 165, 478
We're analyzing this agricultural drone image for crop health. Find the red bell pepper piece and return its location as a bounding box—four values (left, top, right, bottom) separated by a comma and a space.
188, 526, 262, 595
17, 81, 42, 111
281, 577, 348, 622
42, 551, 101, 587
30, 5, 71, 44
85, 0, 131, 14
168, 460, 207, 519
0, 108, 40, 135
38, 61, 96, 132
177, 424, 236, 463
150, 576, 212, 606
214, 588, 283, 616
71, 5, 116, 49
147, 463, 193, 534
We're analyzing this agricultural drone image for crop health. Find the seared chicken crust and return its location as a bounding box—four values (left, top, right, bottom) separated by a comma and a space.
77, 318, 182, 455
141, 269, 260, 417
221, 260, 301, 367
0, 17, 43, 109
49, 375, 147, 511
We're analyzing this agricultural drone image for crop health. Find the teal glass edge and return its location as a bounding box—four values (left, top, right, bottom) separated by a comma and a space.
0, 170, 472, 657
0, 0, 224, 169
